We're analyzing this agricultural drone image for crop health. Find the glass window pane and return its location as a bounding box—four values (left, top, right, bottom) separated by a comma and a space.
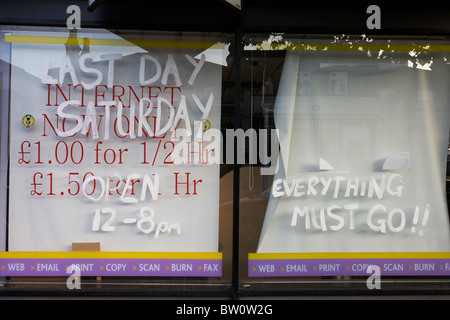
0, 26, 234, 293
240, 34, 450, 293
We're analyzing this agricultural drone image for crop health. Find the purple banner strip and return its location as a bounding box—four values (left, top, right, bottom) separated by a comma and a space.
249, 258, 450, 277
0, 258, 222, 277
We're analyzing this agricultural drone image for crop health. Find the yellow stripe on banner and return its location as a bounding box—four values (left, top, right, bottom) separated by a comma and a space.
248, 252, 450, 260
251, 42, 450, 52
5, 35, 450, 52
4, 35, 222, 49
0, 251, 222, 260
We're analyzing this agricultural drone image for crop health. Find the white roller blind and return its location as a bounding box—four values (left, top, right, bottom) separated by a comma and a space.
258, 45, 450, 253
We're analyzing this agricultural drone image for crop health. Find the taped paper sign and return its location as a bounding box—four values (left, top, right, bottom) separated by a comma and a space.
257, 48, 450, 253
8, 30, 226, 252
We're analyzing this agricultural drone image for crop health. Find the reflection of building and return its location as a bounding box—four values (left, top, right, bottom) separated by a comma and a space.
274, 51, 449, 173
298, 71, 311, 95
329, 71, 347, 95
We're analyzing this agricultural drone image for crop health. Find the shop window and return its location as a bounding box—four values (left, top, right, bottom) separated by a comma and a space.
0, 26, 234, 294
1, 26, 450, 297
240, 34, 450, 295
